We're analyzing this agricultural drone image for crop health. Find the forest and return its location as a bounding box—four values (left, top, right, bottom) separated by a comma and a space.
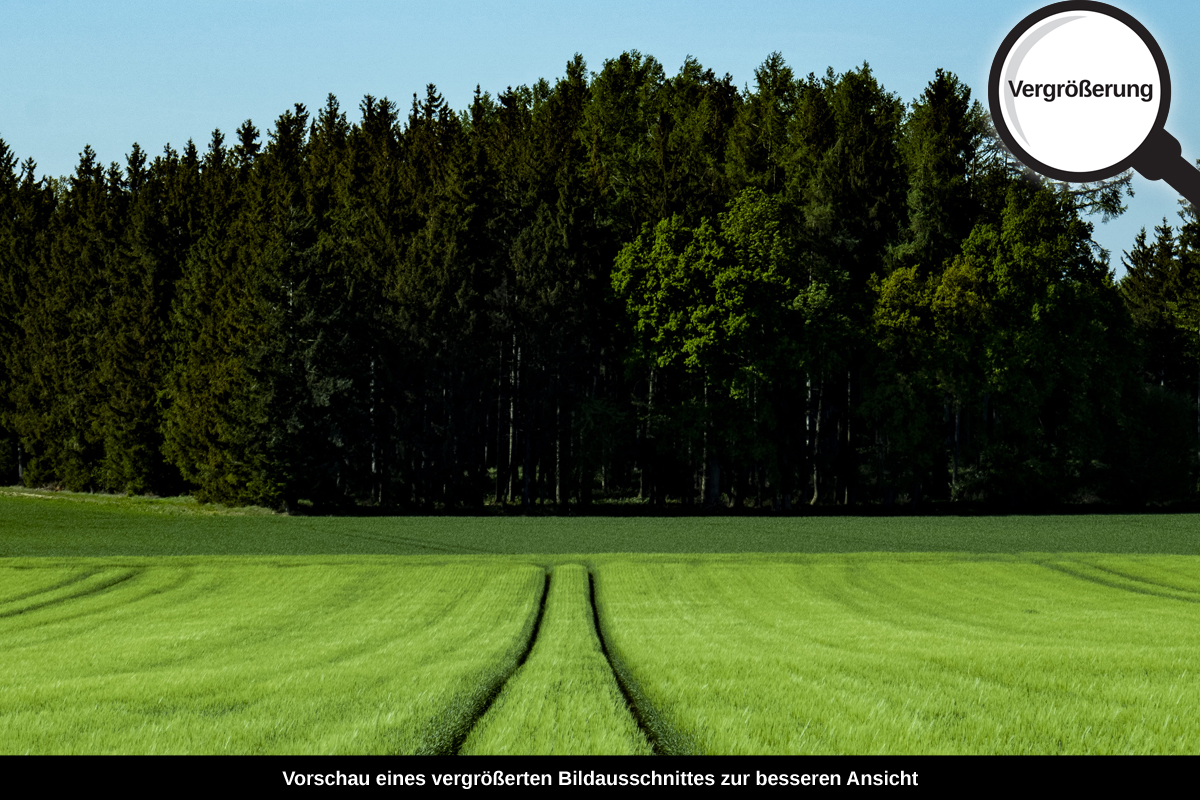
1, 52, 1197, 512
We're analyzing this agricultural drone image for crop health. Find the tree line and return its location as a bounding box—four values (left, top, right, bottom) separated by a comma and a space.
1, 53, 1197, 512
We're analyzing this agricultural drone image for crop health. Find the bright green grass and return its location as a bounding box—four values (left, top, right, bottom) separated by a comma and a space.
0, 558, 543, 754
594, 554, 1200, 754
5, 490, 1200, 755
460, 564, 651, 755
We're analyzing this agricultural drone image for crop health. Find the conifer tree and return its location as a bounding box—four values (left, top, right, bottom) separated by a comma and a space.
2, 156, 56, 486
1120, 221, 1195, 390
163, 126, 268, 504
893, 69, 982, 273
0, 139, 22, 482
727, 52, 796, 195
12, 147, 118, 489
340, 95, 404, 505
2, 54, 1185, 508
94, 142, 197, 494
802, 65, 907, 504
583, 51, 666, 244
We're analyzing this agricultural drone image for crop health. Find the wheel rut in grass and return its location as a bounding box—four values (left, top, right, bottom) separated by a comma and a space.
454, 565, 654, 755
0, 568, 108, 605
448, 569, 550, 754
0, 567, 144, 619
587, 570, 665, 755
1041, 560, 1200, 604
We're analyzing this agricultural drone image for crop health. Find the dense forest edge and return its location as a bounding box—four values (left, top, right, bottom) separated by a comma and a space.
2, 52, 1199, 515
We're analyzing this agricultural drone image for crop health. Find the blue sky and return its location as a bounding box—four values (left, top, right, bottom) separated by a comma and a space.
3, 0, 1199, 271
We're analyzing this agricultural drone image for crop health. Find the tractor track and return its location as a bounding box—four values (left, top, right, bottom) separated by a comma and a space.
588, 569, 665, 755
449, 569, 550, 755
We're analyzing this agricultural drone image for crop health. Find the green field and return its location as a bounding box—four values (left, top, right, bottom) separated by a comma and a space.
0, 558, 543, 753
461, 564, 652, 755
2, 488, 1199, 754
596, 556, 1200, 754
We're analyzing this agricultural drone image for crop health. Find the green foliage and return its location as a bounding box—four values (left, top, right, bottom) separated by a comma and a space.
869, 179, 1152, 506
614, 188, 814, 391
12, 147, 114, 490
0, 140, 23, 484
893, 69, 983, 272
1121, 219, 1200, 391
95, 143, 196, 495
727, 52, 795, 195
0, 55, 1192, 509
583, 51, 667, 240
802, 64, 907, 296
161, 146, 258, 505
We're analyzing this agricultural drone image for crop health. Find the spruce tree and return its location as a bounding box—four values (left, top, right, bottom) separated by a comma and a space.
726, 52, 795, 196
14, 147, 117, 489
1121, 220, 1196, 392
163, 126, 268, 504
893, 69, 982, 273
94, 142, 196, 494
0, 139, 21, 483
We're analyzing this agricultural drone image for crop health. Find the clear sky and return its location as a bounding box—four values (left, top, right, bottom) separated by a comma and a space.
4, 0, 1199, 272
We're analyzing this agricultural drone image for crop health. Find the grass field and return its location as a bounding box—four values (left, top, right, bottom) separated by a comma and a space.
2, 488, 1199, 754
0, 557, 543, 753
596, 555, 1200, 754
461, 564, 651, 755
6, 487, 1200, 558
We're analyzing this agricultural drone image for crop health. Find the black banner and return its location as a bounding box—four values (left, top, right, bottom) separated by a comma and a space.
2, 753, 1191, 792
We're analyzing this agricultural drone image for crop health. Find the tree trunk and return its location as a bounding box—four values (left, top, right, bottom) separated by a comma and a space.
496, 341, 505, 504
508, 339, 520, 504
809, 376, 822, 505
555, 382, 562, 508
700, 377, 707, 502
522, 422, 531, 509
842, 365, 855, 506
953, 400, 961, 491
708, 454, 722, 507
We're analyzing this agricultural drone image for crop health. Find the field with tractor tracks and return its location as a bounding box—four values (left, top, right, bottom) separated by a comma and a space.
2, 488, 1199, 754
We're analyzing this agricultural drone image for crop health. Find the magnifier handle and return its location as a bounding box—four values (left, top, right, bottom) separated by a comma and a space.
1131, 128, 1200, 208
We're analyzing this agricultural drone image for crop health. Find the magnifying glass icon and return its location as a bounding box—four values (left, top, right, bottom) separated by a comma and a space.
990, 1, 1200, 205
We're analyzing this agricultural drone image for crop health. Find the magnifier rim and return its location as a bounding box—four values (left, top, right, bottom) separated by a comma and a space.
988, 0, 1171, 182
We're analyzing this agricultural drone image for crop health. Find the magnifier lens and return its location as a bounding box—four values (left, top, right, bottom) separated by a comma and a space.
997, 9, 1163, 174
